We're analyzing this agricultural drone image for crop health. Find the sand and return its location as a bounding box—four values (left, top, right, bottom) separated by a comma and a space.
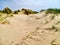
0, 12, 60, 45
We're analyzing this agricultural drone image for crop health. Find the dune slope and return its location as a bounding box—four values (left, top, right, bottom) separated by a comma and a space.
0, 12, 60, 45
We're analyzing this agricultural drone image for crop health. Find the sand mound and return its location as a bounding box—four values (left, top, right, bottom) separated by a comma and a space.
0, 12, 60, 45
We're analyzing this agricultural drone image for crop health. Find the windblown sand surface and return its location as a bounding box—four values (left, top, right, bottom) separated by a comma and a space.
0, 12, 60, 45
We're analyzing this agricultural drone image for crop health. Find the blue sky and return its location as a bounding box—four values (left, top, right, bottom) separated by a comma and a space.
0, 0, 60, 11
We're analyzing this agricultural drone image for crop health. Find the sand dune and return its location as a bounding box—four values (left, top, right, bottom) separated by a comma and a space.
0, 12, 60, 45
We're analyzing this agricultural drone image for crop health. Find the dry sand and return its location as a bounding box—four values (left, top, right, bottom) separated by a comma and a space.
0, 12, 60, 45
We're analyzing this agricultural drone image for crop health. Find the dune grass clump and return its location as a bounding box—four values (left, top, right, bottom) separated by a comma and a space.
0, 14, 10, 24
0, 17, 5, 21
0, 17, 9, 24
13, 10, 20, 14
40, 9, 45, 12
7, 14, 14, 17
21, 8, 38, 15
0, 17, 6, 23
0, 7, 13, 24
0, 13, 2, 17
46, 8, 60, 14
13, 11, 18, 14
0, 7, 12, 14
0, 7, 14, 17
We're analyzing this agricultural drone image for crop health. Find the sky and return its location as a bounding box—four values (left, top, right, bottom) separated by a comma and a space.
0, 0, 60, 11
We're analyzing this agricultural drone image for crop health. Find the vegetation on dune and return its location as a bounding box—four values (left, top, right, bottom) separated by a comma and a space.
0, 7, 60, 15
0, 14, 13, 24
7, 14, 14, 17
17, 10, 20, 12
13, 8, 38, 15
13, 11, 18, 14
0, 7, 60, 24
0, 7, 12, 14
13, 10, 20, 14
0, 7, 14, 24
40, 9, 45, 12
46, 8, 60, 14
40, 8, 60, 15
0, 8, 45, 24
21, 8, 38, 15
0, 17, 9, 24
